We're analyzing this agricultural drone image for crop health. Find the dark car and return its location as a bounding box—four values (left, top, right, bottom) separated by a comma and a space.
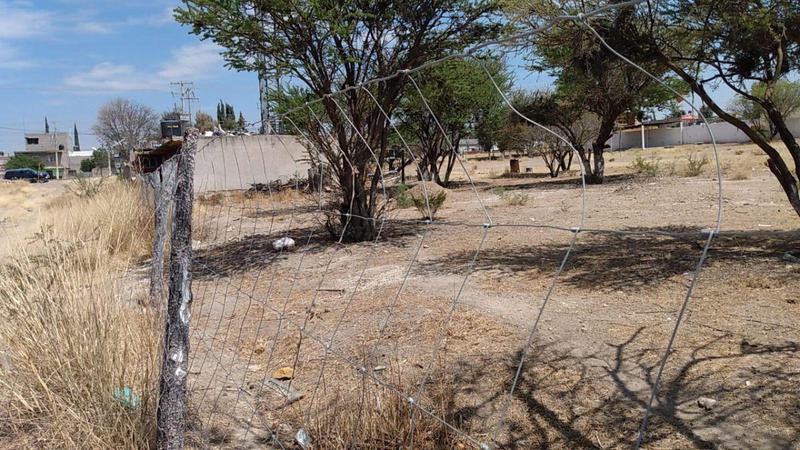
3, 168, 50, 182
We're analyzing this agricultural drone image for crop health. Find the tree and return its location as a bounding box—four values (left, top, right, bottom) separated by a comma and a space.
92, 98, 159, 162
509, 89, 600, 174
216, 100, 239, 131
237, 112, 246, 131
195, 111, 216, 133
80, 158, 96, 173
177, 0, 501, 241
731, 80, 800, 139
627, 0, 800, 217
396, 57, 509, 187
6, 154, 43, 170
511, 1, 685, 183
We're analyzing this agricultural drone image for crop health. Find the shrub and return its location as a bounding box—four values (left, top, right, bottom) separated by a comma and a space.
403, 183, 448, 220
5, 154, 43, 170
67, 175, 105, 198
684, 151, 710, 177
502, 192, 529, 206
392, 183, 415, 209
630, 155, 661, 177
413, 190, 447, 220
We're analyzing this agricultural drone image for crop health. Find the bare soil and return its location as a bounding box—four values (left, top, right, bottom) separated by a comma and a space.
184, 142, 798, 449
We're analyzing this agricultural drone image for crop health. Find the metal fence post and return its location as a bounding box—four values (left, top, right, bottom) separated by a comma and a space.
157, 128, 198, 449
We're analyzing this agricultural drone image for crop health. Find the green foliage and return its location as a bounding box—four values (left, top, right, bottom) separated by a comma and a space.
392, 184, 415, 209
216, 100, 239, 131
176, 0, 501, 240
731, 80, 800, 138
80, 158, 96, 173
397, 57, 510, 186
6, 154, 43, 170
411, 190, 447, 220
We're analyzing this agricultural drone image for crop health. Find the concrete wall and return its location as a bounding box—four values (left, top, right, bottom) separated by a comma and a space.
609, 118, 800, 150
193, 134, 310, 193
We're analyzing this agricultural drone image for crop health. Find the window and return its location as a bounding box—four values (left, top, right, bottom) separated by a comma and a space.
26, 137, 39, 145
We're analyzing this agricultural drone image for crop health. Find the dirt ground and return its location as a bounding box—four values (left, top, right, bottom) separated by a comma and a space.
6, 142, 795, 449
0, 180, 68, 258
183, 141, 799, 449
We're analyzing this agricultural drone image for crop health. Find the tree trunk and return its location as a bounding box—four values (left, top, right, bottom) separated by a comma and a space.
664, 60, 800, 218
586, 117, 615, 185
156, 129, 198, 450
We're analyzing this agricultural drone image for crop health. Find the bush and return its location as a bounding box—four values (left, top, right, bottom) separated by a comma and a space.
684, 151, 710, 177
80, 157, 96, 173
502, 192, 529, 206
406, 183, 447, 220
630, 155, 661, 177
392, 183, 415, 209
5, 154, 43, 170
67, 175, 105, 198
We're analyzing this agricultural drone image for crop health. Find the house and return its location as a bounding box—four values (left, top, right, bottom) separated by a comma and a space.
16, 122, 92, 178
0, 152, 9, 176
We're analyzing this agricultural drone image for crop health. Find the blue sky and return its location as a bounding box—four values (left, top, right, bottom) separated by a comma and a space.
0, 0, 259, 151
0, 0, 738, 153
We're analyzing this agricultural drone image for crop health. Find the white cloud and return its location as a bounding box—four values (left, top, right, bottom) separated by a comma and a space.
157, 42, 224, 80
63, 42, 225, 93
0, 2, 53, 39
0, 41, 33, 69
64, 62, 162, 92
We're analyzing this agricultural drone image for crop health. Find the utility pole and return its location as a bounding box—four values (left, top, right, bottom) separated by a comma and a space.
170, 81, 199, 125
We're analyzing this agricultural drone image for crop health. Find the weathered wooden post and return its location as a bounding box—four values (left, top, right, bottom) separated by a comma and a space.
157, 128, 198, 449
146, 159, 177, 308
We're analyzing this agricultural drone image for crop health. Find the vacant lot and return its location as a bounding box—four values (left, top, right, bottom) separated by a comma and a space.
186, 142, 800, 449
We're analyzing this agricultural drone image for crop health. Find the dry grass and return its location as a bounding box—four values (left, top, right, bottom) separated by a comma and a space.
0, 180, 161, 449
289, 364, 465, 450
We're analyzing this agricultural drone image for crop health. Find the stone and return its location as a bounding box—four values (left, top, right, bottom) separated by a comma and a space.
697, 397, 718, 410
272, 366, 294, 380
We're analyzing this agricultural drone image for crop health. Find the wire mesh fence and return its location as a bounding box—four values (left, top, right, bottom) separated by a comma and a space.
145, 2, 739, 448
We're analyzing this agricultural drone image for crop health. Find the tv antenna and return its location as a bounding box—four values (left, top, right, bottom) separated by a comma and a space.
170, 81, 199, 125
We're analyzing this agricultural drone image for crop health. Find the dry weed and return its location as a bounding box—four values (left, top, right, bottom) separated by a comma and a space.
0, 181, 160, 449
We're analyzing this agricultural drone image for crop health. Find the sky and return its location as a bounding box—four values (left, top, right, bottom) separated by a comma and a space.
0, 0, 740, 153
0, 0, 259, 152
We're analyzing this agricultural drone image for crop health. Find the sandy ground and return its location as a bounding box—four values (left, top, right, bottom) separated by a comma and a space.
182, 142, 799, 449
0, 180, 68, 258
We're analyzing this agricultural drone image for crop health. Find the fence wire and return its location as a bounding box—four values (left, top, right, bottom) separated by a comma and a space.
143, 0, 735, 448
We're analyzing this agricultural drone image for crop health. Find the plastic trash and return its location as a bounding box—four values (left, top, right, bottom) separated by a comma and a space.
295, 428, 312, 449
113, 387, 140, 410
272, 237, 296, 251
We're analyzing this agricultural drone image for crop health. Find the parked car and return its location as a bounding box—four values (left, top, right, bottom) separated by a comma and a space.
3, 168, 50, 182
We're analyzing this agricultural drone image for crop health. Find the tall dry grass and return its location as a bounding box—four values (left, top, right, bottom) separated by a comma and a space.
0, 180, 162, 449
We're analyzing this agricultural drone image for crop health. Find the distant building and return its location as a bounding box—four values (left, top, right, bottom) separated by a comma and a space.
0, 152, 9, 176
15, 120, 92, 178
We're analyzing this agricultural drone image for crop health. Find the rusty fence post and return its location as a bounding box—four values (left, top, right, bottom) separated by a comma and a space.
157, 129, 198, 449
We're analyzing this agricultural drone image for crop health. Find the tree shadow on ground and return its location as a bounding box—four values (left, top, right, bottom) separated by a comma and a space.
193, 218, 428, 280
416, 227, 800, 292
484, 173, 638, 192
432, 328, 800, 449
